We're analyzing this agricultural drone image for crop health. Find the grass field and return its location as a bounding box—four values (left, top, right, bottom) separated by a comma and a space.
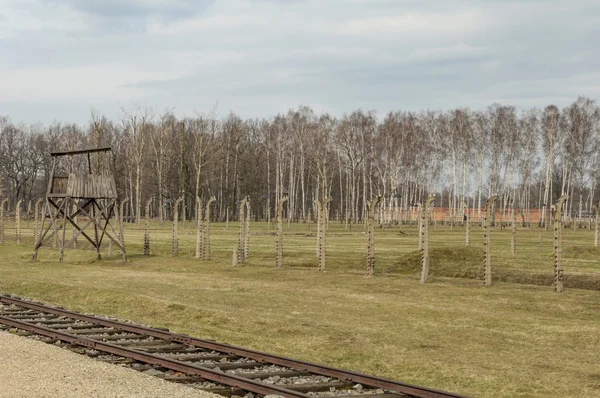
1, 219, 599, 397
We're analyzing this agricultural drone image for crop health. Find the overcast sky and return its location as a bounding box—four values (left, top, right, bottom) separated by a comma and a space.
1, 0, 599, 124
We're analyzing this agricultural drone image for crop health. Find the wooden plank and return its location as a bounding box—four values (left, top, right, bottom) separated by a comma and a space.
103, 177, 109, 198
101, 178, 106, 198
277, 381, 354, 393
51, 147, 112, 157
63, 173, 118, 199
66, 175, 73, 197
65, 177, 71, 195
110, 177, 117, 198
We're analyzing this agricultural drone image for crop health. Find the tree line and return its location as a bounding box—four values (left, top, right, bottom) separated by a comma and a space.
1, 97, 599, 227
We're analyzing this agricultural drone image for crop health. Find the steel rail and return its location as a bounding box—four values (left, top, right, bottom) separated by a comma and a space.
0, 315, 310, 398
0, 295, 468, 398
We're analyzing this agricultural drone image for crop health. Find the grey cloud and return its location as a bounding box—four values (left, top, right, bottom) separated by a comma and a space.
1, 0, 599, 124
64, 0, 206, 18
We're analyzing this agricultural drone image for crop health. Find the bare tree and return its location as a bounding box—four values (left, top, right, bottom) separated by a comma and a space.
120, 104, 153, 228
562, 97, 600, 226
541, 105, 561, 226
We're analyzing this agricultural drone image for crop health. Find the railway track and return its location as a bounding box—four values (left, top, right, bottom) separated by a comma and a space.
0, 294, 467, 398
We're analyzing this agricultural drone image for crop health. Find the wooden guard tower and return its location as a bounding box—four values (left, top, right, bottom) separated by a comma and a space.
33, 147, 126, 262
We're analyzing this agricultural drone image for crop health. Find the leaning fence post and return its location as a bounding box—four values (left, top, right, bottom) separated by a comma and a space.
483, 195, 499, 286
203, 197, 216, 260
33, 198, 43, 246
172, 197, 183, 257
119, 198, 129, 254
16, 199, 23, 244
554, 195, 568, 293
144, 198, 153, 256
276, 196, 289, 268
420, 196, 435, 284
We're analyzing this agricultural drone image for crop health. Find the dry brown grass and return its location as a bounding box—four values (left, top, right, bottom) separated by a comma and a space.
1, 220, 599, 397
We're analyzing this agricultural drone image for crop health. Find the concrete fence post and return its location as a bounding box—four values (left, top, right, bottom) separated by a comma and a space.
144, 198, 153, 256
593, 205, 599, 247
420, 196, 436, 284
244, 198, 251, 260
203, 197, 216, 260
195, 197, 203, 259
119, 198, 129, 254
511, 206, 517, 255
483, 195, 499, 286
463, 202, 470, 246
172, 197, 184, 257
0, 198, 8, 245
33, 198, 43, 246
314, 197, 332, 272
554, 195, 568, 293
276, 196, 289, 268
237, 197, 247, 264
366, 196, 381, 277
16, 200, 23, 244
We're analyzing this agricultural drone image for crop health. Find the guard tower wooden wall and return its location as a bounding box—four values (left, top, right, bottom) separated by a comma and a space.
33, 147, 126, 262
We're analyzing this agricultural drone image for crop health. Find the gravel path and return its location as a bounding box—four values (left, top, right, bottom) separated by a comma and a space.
0, 331, 220, 398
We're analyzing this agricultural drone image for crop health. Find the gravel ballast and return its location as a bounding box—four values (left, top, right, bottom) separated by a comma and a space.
0, 331, 220, 398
